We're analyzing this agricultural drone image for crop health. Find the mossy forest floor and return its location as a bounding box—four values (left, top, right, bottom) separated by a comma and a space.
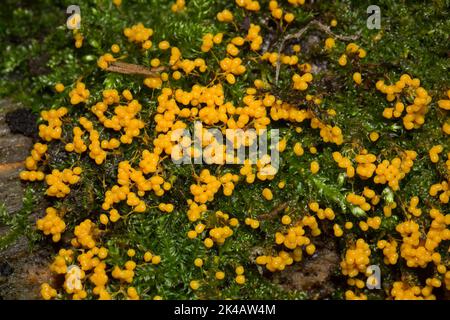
0, 0, 449, 300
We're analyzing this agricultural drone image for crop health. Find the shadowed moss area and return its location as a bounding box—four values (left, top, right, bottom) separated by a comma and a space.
0, 0, 449, 300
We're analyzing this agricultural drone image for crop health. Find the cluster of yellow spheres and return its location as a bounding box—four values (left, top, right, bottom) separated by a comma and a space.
234, 265, 246, 284
359, 216, 382, 232
246, 23, 263, 51
293, 142, 304, 157
111, 263, 135, 284
309, 201, 335, 221
20, 144, 47, 181
244, 217, 260, 229
186, 200, 208, 222
73, 30, 83, 48
363, 188, 380, 206
40, 283, 58, 300
354, 151, 377, 179
190, 169, 223, 203
390, 281, 436, 300
174, 56, 208, 77
143, 250, 162, 265
310, 117, 344, 145
63, 266, 86, 299
429, 180, 449, 204
158, 203, 174, 213
50, 249, 74, 274
24, 143, 47, 170
45, 167, 82, 198
256, 250, 297, 272
72, 219, 98, 249
377, 74, 431, 130
36, 207, 66, 242
205, 225, 234, 247
345, 290, 367, 300
66, 127, 86, 154
333, 224, 344, 237
239, 160, 257, 183
103, 185, 144, 214
338, 43, 367, 67
219, 57, 246, 84
123, 23, 153, 49
97, 53, 116, 70
226, 38, 244, 57
347, 277, 367, 290
170, 0, 185, 12
301, 215, 321, 238
346, 43, 367, 58
382, 201, 397, 217
93, 90, 145, 145
139, 150, 159, 174
429, 144, 444, 163
396, 209, 449, 268
38, 107, 67, 141
407, 196, 422, 217
188, 211, 238, 246
261, 51, 299, 67
292, 72, 313, 91
332, 151, 355, 177
287, 0, 306, 5
42, 243, 162, 300
377, 239, 399, 265
373, 150, 417, 191
275, 224, 312, 251
269, 1, 295, 22
346, 192, 373, 212
219, 172, 240, 196
340, 239, 371, 278
257, 213, 323, 273
201, 32, 223, 52
69, 82, 90, 105
235, 0, 260, 12
216, 9, 233, 22
82, 123, 109, 164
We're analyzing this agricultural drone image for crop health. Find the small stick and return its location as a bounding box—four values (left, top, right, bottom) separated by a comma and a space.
258, 202, 289, 221
310, 20, 360, 42
106, 61, 165, 77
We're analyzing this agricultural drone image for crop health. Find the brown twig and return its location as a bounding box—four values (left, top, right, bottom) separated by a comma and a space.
275, 20, 360, 84
106, 61, 165, 77
258, 202, 289, 221
311, 20, 360, 42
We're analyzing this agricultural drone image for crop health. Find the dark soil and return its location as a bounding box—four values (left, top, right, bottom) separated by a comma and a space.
0, 238, 53, 300
273, 237, 340, 299
5, 108, 38, 139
